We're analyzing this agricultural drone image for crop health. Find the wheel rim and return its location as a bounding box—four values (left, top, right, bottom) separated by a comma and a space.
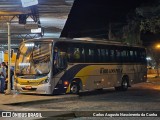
71, 84, 78, 94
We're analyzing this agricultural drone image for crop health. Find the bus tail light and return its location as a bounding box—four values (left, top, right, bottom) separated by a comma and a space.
64, 81, 69, 86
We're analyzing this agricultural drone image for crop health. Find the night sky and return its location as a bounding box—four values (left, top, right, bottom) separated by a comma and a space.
141, 32, 160, 46
61, 0, 159, 46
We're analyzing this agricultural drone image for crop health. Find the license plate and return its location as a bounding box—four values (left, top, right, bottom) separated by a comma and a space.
25, 86, 32, 89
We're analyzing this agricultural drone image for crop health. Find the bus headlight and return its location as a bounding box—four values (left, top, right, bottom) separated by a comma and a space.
40, 78, 49, 84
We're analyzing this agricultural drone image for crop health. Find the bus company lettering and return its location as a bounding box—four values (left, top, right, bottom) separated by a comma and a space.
100, 68, 123, 74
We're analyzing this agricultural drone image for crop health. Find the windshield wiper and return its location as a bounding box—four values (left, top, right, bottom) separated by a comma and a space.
36, 73, 48, 76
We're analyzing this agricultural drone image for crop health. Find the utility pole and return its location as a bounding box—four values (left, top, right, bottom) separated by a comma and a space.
5, 22, 11, 95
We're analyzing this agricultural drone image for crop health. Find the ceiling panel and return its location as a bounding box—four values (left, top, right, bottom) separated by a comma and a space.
0, 0, 74, 49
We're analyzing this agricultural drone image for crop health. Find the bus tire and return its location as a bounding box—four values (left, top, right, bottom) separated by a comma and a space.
121, 77, 129, 91
70, 83, 80, 94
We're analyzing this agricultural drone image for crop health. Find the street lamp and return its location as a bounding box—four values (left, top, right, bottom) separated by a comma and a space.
156, 44, 160, 49
146, 57, 152, 61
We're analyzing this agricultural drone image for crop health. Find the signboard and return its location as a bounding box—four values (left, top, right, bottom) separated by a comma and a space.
21, 0, 38, 7
31, 28, 41, 33
0, 51, 4, 63
25, 24, 38, 29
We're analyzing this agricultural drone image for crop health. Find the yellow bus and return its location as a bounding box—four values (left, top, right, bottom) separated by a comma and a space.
14, 38, 147, 94
4, 50, 16, 66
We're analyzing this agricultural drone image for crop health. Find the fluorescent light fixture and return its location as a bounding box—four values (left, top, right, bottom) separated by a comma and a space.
25, 43, 34, 47
21, 0, 38, 7
31, 28, 41, 33
19, 63, 30, 66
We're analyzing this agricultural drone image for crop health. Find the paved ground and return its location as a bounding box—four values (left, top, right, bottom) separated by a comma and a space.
0, 93, 78, 111
0, 92, 78, 119
0, 74, 160, 119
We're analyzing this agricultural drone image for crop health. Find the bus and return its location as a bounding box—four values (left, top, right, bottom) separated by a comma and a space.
4, 49, 17, 66
14, 38, 147, 95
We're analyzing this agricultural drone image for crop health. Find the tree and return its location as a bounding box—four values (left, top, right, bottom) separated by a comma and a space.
121, 1, 160, 45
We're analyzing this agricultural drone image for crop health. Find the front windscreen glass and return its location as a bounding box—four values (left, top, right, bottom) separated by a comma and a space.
15, 42, 52, 75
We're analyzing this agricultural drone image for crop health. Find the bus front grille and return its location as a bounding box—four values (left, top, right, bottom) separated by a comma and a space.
21, 87, 37, 91
19, 82, 39, 86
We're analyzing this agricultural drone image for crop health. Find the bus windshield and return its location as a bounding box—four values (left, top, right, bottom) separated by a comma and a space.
15, 42, 52, 76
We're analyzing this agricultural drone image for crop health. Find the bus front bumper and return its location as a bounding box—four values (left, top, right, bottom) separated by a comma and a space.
14, 83, 52, 95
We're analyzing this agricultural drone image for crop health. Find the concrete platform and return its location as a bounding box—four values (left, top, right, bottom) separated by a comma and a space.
0, 93, 78, 119
0, 93, 77, 105
0, 92, 78, 111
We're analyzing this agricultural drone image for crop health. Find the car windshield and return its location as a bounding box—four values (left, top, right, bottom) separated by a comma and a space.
15, 42, 52, 76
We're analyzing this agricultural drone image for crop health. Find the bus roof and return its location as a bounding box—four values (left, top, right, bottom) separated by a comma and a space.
22, 38, 144, 48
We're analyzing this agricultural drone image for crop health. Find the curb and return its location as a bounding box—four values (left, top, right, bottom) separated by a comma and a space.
3, 94, 79, 106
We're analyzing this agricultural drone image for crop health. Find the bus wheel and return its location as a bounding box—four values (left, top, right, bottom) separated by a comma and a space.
70, 83, 79, 94
121, 77, 129, 91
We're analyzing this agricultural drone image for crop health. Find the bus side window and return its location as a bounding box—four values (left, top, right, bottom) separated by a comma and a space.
138, 49, 146, 63
73, 48, 80, 61
110, 49, 115, 62
89, 49, 95, 62
115, 49, 121, 62
101, 49, 106, 62
81, 48, 85, 63
94, 48, 100, 63
67, 46, 84, 63
67, 47, 74, 62
142, 50, 146, 63
138, 49, 142, 62
84, 48, 94, 63
126, 50, 130, 62
54, 50, 67, 70
105, 49, 109, 61
130, 50, 134, 62
134, 51, 138, 62
121, 50, 126, 62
